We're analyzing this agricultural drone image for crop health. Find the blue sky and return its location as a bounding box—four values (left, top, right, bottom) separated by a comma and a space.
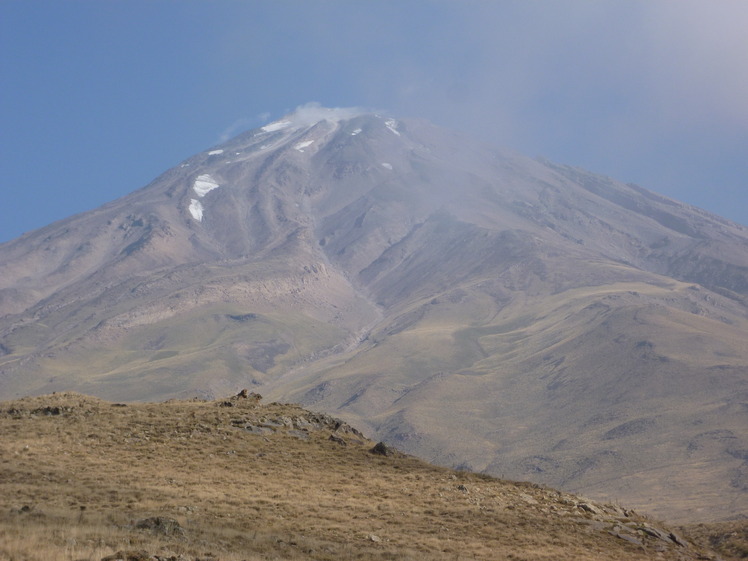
1, 1, 747, 243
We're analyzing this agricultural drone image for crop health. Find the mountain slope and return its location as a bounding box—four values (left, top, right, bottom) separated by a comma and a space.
0, 391, 719, 561
0, 106, 746, 522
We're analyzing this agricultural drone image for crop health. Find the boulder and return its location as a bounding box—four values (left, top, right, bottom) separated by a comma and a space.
370, 442, 390, 456
134, 516, 185, 538
329, 434, 347, 446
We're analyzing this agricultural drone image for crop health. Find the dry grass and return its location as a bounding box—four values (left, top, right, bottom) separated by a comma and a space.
0, 392, 719, 560
680, 520, 748, 561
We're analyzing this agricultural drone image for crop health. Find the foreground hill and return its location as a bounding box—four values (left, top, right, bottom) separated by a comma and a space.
0, 392, 723, 561
1, 106, 746, 522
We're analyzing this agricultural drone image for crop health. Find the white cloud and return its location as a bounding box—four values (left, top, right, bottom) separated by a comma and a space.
218, 117, 258, 143
641, 1, 748, 128
204, 1, 748, 224
287, 102, 369, 126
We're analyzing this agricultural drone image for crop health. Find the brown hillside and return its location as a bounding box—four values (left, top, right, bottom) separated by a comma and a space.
0, 392, 720, 561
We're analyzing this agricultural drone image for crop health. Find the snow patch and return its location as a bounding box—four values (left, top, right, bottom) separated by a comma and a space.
189, 199, 204, 221
189, 174, 220, 221
208, 149, 224, 156
385, 119, 401, 136
351, 128, 362, 136
261, 120, 292, 132
381, 162, 393, 170
193, 174, 220, 197
294, 140, 314, 152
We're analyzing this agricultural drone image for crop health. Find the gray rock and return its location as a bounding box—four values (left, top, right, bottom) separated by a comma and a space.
134, 516, 185, 538
668, 531, 688, 547
244, 425, 273, 435
370, 442, 390, 456
577, 502, 604, 515
329, 434, 347, 446
609, 531, 643, 547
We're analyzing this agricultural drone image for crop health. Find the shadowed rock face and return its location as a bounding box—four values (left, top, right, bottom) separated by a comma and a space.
1, 108, 747, 522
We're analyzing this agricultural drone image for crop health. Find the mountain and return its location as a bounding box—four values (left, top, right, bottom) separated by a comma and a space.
1, 105, 746, 523
0, 391, 722, 561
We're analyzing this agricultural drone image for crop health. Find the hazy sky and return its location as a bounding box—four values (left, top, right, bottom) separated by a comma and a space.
1, 1, 747, 242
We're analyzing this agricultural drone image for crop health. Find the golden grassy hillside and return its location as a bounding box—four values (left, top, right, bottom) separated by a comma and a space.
0, 392, 724, 561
